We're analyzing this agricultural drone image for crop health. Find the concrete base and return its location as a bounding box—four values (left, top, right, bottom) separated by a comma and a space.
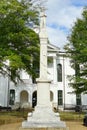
22, 106, 66, 129
19, 127, 69, 130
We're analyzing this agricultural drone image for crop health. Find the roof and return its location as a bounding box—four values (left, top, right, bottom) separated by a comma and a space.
47, 43, 60, 52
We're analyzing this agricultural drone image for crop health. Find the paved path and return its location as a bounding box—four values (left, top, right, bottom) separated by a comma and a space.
0, 121, 87, 130
0, 123, 21, 130
66, 121, 87, 130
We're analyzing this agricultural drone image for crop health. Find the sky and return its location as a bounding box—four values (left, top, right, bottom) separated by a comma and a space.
46, 0, 87, 49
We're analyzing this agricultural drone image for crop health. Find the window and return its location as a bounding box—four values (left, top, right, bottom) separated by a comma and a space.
48, 57, 53, 68
57, 64, 62, 82
58, 90, 63, 105
76, 94, 81, 105
50, 91, 53, 101
9, 89, 15, 105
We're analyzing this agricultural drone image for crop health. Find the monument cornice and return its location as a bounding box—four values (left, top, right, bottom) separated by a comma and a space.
36, 78, 51, 83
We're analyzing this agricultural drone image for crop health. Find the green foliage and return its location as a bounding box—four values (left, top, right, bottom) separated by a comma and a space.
64, 7, 87, 94
0, 0, 40, 83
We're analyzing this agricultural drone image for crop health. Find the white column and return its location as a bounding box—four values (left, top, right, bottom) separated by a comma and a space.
39, 12, 48, 79
39, 38, 48, 79
22, 9, 66, 129
36, 10, 51, 106
53, 56, 57, 83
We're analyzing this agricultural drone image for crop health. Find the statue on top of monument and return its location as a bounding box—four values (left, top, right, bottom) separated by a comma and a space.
40, 8, 46, 29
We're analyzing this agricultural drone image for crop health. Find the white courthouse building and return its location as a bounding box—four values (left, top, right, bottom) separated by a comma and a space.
0, 10, 87, 111
0, 43, 87, 110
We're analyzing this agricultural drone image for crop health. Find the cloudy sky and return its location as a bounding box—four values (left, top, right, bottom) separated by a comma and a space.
46, 0, 87, 49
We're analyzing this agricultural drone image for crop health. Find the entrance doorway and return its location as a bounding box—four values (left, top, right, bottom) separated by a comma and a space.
32, 91, 37, 108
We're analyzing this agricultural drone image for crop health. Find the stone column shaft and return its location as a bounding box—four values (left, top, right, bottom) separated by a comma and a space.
40, 38, 48, 79
36, 11, 51, 106
53, 56, 57, 83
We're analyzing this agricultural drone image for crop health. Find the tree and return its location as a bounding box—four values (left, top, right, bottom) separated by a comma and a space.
64, 7, 87, 94
0, 0, 40, 83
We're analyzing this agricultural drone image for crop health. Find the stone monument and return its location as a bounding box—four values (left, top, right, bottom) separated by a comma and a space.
22, 9, 67, 130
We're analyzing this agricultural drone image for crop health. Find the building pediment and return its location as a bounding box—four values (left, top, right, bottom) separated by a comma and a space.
47, 43, 60, 53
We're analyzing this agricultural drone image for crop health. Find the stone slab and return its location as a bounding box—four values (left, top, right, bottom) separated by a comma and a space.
22, 121, 66, 128
19, 127, 69, 130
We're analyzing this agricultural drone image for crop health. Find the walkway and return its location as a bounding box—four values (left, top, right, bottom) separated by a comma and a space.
0, 121, 87, 130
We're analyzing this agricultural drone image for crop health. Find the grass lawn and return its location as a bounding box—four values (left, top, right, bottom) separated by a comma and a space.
60, 111, 85, 121
0, 109, 29, 125
0, 111, 23, 125
0, 110, 86, 125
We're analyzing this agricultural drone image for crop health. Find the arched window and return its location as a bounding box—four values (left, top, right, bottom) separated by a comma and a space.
57, 64, 62, 82
9, 89, 15, 105
58, 90, 63, 105
20, 90, 28, 104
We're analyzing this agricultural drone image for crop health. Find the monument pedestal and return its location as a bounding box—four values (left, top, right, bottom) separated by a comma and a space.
22, 79, 67, 129
22, 106, 66, 129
